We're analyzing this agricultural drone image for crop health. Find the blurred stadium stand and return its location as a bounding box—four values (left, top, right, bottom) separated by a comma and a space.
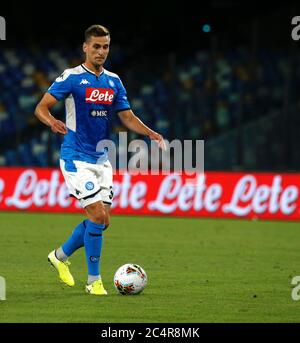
0, 1, 300, 171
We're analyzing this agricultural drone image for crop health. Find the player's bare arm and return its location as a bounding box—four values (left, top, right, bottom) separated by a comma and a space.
118, 109, 163, 143
35, 93, 67, 135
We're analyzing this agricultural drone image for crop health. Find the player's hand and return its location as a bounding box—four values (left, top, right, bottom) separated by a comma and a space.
50, 119, 67, 135
148, 131, 166, 151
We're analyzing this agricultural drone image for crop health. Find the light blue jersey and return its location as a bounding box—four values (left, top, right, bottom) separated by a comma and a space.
47, 64, 130, 167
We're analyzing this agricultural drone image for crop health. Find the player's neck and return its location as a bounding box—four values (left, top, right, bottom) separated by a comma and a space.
83, 61, 104, 76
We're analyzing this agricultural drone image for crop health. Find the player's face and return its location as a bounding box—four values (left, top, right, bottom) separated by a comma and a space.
83, 35, 110, 68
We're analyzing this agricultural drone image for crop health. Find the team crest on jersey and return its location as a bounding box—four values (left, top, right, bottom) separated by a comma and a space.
85, 88, 114, 104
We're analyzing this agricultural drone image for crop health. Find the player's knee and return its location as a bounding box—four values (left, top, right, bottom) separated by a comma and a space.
91, 209, 106, 225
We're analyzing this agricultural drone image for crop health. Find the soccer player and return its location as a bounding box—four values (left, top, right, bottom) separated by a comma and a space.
34, 25, 164, 295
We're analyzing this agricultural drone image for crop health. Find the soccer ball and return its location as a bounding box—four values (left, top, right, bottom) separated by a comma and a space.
114, 263, 148, 295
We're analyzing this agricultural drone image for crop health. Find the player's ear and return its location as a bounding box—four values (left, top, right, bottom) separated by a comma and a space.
83, 42, 87, 53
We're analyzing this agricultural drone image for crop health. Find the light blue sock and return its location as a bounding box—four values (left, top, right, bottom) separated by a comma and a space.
61, 220, 87, 257
84, 220, 105, 276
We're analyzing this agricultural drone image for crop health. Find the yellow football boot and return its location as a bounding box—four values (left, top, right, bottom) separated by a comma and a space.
85, 279, 107, 295
47, 250, 75, 287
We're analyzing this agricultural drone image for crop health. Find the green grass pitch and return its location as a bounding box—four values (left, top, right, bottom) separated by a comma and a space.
0, 212, 300, 323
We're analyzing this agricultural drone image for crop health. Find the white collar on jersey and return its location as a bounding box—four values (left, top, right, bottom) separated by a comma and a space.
81, 63, 104, 77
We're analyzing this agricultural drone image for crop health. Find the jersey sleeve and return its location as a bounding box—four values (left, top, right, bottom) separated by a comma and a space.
114, 78, 131, 112
47, 70, 73, 101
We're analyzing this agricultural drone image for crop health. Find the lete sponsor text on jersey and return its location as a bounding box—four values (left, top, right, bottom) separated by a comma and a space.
86, 88, 114, 104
